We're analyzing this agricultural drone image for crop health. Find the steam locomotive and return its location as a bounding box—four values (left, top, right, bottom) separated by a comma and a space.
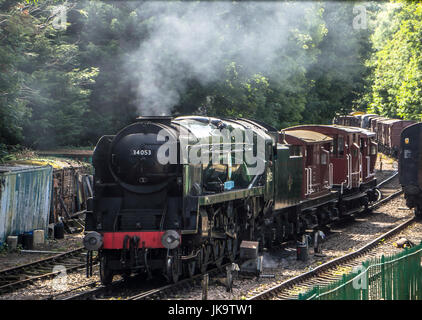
83, 116, 379, 285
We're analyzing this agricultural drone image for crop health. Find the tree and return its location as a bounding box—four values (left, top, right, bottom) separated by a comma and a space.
366, 1, 422, 120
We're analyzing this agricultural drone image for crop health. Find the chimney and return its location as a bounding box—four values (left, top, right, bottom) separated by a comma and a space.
136, 116, 173, 126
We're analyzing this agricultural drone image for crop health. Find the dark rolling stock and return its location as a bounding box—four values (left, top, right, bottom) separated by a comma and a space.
334, 113, 415, 157
84, 116, 380, 285
399, 123, 422, 218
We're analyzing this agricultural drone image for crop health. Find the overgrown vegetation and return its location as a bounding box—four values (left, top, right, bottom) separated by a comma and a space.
0, 0, 420, 160
365, 1, 422, 120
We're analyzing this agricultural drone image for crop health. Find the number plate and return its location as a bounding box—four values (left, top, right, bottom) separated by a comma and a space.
132, 149, 152, 156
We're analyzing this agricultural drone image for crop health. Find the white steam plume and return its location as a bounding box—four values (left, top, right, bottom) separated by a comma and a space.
126, 1, 322, 115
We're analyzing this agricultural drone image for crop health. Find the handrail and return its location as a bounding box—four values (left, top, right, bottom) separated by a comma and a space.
346, 154, 352, 189
305, 167, 314, 195
366, 156, 370, 178
305, 168, 309, 195
309, 167, 313, 194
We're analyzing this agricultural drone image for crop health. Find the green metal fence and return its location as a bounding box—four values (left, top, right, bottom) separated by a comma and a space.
299, 241, 422, 300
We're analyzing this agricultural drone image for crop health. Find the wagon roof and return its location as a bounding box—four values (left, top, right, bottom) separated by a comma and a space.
362, 114, 378, 119
330, 125, 375, 136
284, 130, 333, 143
381, 119, 415, 125
372, 117, 389, 122
285, 124, 376, 137
378, 119, 402, 124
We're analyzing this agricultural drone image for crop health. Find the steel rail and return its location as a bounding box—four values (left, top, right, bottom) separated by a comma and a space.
248, 216, 416, 300
376, 171, 398, 188
63, 262, 232, 301
127, 263, 231, 300
0, 247, 85, 275
60, 170, 403, 300
0, 247, 91, 294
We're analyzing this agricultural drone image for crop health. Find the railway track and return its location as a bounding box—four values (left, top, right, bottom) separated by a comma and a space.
248, 216, 416, 300
60, 263, 231, 300
0, 247, 93, 295
55, 171, 404, 301
244, 171, 408, 300
370, 172, 402, 209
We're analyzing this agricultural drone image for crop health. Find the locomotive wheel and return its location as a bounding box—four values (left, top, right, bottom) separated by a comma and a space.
213, 240, 225, 270
171, 260, 180, 283
227, 237, 238, 262
187, 260, 196, 278
416, 206, 422, 219
100, 254, 114, 286
166, 256, 181, 283
200, 245, 211, 273
122, 270, 131, 281
227, 239, 234, 262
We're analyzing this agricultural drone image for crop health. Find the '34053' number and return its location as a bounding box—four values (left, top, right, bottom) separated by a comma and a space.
132, 149, 152, 156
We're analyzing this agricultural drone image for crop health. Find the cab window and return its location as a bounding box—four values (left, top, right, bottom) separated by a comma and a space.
289, 145, 302, 157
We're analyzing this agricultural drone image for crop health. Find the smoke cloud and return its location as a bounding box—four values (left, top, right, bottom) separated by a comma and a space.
126, 1, 323, 115
262, 252, 279, 269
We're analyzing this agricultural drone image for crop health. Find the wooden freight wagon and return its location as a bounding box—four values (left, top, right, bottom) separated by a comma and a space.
377, 119, 416, 157
284, 125, 377, 192
370, 117, 388, 139
283, 130, 333, 200
333, 115, 361, 127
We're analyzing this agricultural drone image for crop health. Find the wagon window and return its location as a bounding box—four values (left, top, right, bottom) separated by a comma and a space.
306, 146, 313, 166
333, 136, 338, 157
338, 136, 344, 157
321, 152, 327, 165
370, 144, 377, 155
314, 147, 319, 165
289, 145, 302, 157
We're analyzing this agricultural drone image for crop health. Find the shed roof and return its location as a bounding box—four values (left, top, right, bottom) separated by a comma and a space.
0, 164, 45, 174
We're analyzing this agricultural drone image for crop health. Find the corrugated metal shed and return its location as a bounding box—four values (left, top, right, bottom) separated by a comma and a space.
0, 165, 53, 245
11, 159, 92, 223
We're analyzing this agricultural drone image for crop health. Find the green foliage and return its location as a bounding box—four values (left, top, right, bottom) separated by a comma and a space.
1, 0, 420, 151
172, 2, 328, 129
304, 2, 377, 124
366, 1, 422, 120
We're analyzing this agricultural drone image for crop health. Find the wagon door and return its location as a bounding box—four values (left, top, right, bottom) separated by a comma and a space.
320, 144, 331, 190
349, 134, 361, 188
360, 136, 368, 181
305, 145, 316, 195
